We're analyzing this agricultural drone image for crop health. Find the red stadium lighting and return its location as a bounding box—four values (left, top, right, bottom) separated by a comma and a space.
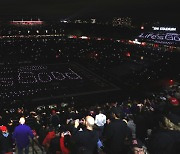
68, 35, 77, 39
154, 44, 159, 48
128, 40, 134, 44
169, 79, 174, 85
10, 20, 43, 26
141, 42, 146, 46
126, 52, 131, 57
72, 35, 77, 39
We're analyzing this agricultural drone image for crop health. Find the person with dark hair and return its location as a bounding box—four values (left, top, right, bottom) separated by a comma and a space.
50, 110, 60, 128
135, 109, 149, 143
38, 125, 49, 145
103, 107, 132, 154
128, 139, 149, 154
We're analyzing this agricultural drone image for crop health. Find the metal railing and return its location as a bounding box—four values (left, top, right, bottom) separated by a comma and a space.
31, 138, 45, 154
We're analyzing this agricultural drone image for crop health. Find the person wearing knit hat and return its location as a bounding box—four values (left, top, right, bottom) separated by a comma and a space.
0, 126, 7, 132
0, 125, 13, 154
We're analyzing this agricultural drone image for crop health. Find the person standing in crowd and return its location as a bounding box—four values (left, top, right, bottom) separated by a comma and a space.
0, 126, 13, 154
72, 116, 99, 154
13, 117, 34, 154
95, 109, 106, 137
148, 114, 180, 154
103, 107, 132, 154
48, 129, 62, 154
50, 110, 60, 128
129, 139, 149, 154
60, 131, 71, 154
127, 114, 136, 139
42, 127, 56, 153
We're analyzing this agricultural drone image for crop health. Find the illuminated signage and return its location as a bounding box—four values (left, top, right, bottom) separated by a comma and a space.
139, 33, 180, 41
138, 32, 180, 45
152, 26, 176, 31
0, 64, 118, 102
10, 21, 43, 26
0, 67, 82, 87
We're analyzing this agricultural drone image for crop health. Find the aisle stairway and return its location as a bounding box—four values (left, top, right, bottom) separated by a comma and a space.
14, 138, 45, 154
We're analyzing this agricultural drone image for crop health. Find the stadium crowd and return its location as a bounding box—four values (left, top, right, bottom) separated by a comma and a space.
0, 21, 180, 154
0, 81, 180, 154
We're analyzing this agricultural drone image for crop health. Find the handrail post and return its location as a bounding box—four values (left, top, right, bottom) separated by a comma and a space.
32, 138, 35, 154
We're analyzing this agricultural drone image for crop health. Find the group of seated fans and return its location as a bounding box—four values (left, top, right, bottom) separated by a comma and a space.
0, 83, 180, 154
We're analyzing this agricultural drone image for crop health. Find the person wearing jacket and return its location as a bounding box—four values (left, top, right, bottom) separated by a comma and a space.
0, 126, 13, 154
72, 116, 99, 154
13, 117, 34, 154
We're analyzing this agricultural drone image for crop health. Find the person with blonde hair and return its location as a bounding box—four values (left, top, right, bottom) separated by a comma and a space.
149, 113, 180, 154
72, 116, 99, 154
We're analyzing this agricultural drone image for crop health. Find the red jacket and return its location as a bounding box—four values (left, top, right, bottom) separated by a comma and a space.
60, 137, 70, 154
42, 131, 56, 148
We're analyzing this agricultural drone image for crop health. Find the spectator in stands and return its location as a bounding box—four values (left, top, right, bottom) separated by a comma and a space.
95, 108, 106, 137
103, 106, 132, 154
0, 126, 13, 154
48, 129, 62, 154
148, 114, 180, 154
72, 116, 99, 154
37, 125, 49, 145
127, 114, 136, 139
129, 139, 149, 154
42, 127, 56, 153
13, 117, 34, 154
135, 105, 149, 143
50, 110, 60, 128
60, 131, 71, 154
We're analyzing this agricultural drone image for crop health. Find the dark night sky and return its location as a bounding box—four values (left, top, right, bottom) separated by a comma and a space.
0, 0, 179, 24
